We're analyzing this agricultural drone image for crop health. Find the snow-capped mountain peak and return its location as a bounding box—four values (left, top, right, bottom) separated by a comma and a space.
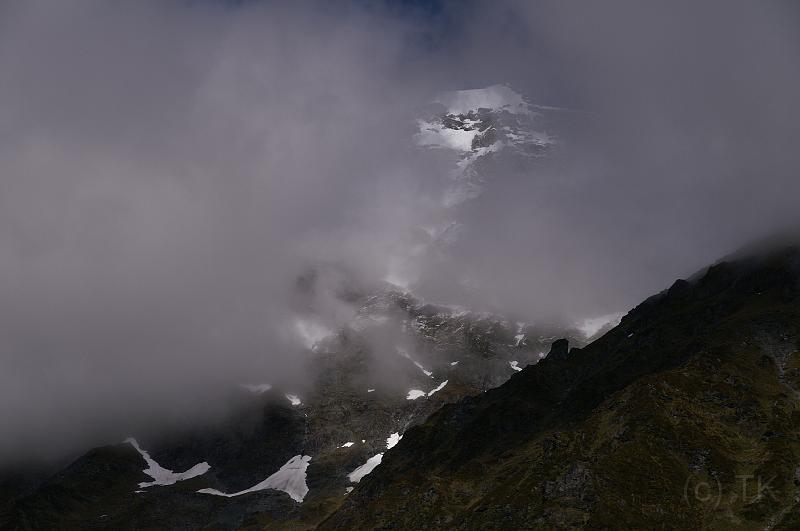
416, 84, 556, 208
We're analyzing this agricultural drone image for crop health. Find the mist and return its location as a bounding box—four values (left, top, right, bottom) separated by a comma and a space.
1, 0, 800, 462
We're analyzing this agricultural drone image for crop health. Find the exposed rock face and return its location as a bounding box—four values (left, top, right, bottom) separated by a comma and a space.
320, 246, 800, 530
8, 245, 800, 530
0, 278, 585, 531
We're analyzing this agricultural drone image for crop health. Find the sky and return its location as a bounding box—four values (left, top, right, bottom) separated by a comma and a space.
2, 0, 800, 462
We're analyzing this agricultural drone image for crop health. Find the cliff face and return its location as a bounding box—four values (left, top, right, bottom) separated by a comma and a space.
321, 246, 800, 530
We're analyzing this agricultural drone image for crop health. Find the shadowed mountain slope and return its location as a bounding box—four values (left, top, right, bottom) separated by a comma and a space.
321, 245, 800, 530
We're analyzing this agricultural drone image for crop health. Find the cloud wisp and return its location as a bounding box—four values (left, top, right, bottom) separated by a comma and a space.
1, 0, 800, 461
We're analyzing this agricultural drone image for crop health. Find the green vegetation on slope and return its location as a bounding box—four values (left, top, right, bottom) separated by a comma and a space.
321, 247, 800, 530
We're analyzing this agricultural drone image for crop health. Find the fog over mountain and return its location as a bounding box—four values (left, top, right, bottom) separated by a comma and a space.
1, 0, 800, 463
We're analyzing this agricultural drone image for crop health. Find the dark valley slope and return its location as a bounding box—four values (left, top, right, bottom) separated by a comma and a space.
321, 245, 800, 530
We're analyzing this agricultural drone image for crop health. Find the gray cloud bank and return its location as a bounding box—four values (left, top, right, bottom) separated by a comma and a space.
1, 0, 799, 461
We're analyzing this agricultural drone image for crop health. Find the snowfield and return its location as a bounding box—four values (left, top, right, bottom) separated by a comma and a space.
126, 438, 210, 488
285, 394, 302, 406
347, 453, 383, 483
347, 431, 404, 483
427, 380, 448, 397
406, 389, 426, 400
386, 432, 402, 449
198, 455, 312, 502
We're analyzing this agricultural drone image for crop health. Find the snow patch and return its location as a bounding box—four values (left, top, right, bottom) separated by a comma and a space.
509, 360, 522, 372
450, 361, 459, 366
348, 431, 403, 483
126, 438, 209, 488
416, 120, 479, 152
285, 394, 302, 406
397, 347, 433, 378
347, 453, 383, 483
198, 455, 312, 502
427, 380, 448, 397
406, 389, 426, 400
386, 432, 402, 450
414, 361, 433, 378
339, 442, 355, 448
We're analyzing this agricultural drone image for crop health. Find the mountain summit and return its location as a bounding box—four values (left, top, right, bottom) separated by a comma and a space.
416, 85, 557, 209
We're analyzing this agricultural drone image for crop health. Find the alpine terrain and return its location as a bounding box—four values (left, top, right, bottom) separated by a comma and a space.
4, 85, 800, 531
321, 242, 800, 530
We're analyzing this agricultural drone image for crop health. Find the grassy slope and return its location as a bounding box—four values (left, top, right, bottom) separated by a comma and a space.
320, 247, 800, 530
